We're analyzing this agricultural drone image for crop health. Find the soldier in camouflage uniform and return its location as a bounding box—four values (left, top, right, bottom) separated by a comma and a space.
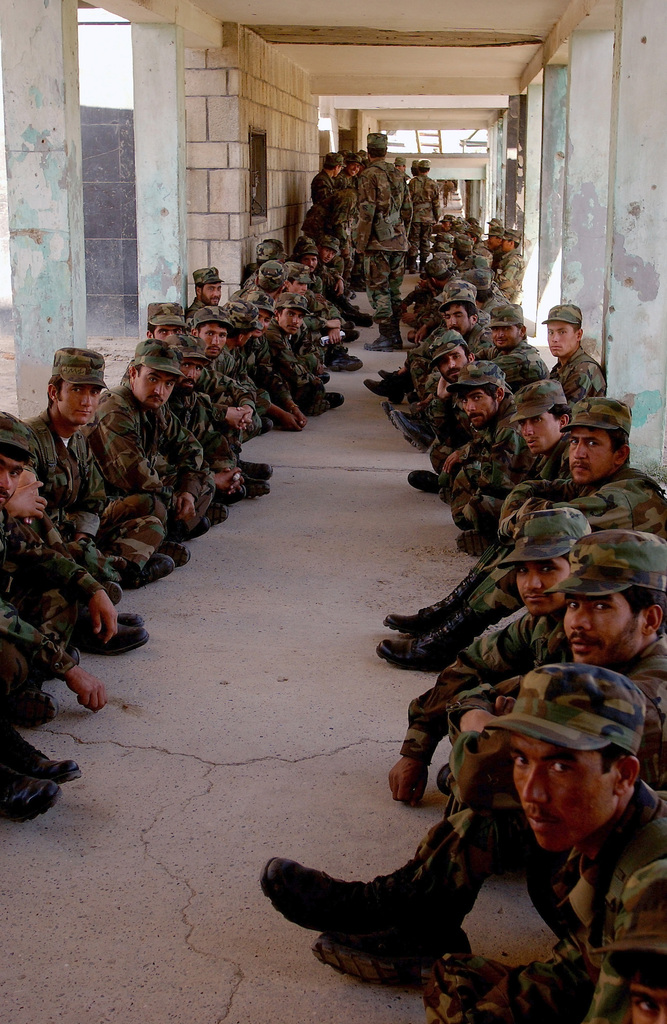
235, 259, 288, 304
459, 267, 506, 316
146, 302, 186, 340
485, 219, 505, 272
185, 266, 222, 320
495, 228, 526, 302
301, 152, 343, 243
544, 303, 607, 402
330, 152, 363, 283
260, 664, 667, 1013
88, 341, 214, 564
241, 238, 286, 285
482, 305, 549, 389
22, 349, 172, 597
396, 257, 455, 343
451, 235, 478, 273
407, 159, 440, 273
603, 876, 667, 1024
264, 294, 344, 417
356, 132, 412, 351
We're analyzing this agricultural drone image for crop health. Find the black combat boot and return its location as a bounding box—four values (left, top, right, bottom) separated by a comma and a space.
0, 764, 61, 821
387, 408, 435, 452
363, 321, 396, 352
383, 562, 493, 634
72, 608, 149, 656
121, 553, 176, 588
238, 459, 273, 481
363, 375, 408, 403
0, 716, 81, 784
376, 605, 501, 670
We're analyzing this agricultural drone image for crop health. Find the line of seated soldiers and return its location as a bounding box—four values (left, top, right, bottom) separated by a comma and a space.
0, 269, 368, 823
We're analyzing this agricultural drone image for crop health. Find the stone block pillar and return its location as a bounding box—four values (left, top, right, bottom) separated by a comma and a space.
504, 94, 526, 233
0, 0, 85, 414
604, 0, 667, 466
522, 82, 543, 329
537, 65, 568, 325
132, 23, 188, 320
562, 31, 614, 361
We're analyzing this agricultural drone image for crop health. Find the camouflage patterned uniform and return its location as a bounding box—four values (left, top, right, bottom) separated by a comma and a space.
264, 296, 329, 416
484, 338, 549, 390
495, 230, 526, 302
185, 266, 221, 320
408, 164, 440, 270
356, 134, 412, 330
550, 345, 607, 403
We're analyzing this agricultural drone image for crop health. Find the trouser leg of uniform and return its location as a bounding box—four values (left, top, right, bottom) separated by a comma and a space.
424, 950, 593, 1024
98, 494, 167, 570
388, 252, 406, 321
467, 561, 522, 619
364, 253, 393, 323
293, 380, 329, 417
0, 586, 78, 693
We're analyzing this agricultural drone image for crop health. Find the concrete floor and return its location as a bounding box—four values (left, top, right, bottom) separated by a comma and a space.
1, 311, 553, 1023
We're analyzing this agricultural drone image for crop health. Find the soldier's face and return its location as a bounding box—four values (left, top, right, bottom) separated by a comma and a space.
518, 412, 568, 455
130, 365, 177, 409
511, 734, 636, 855
254, 310, 272, 335
0, 451, 27, 506
486, 235, 502, 251
436, 347, 472, 383
300, 255, 318, 271
629, 980, 667, 1024
443, 304, 475, 335
49, 381, 103, 428
460, 387, 502, 428
564, 592, 661, 665
150, 325, 182, 341
501, 238, 517, 252
546, 321, 582, 361
285, 280, 308, 295
178, 360, 204, 387
192, 322, 227, 359
318, 247, 336, 264
491, 324, 524, 351
515, 556, 570, 616
276, 308, 304, 334
198, 283, 222, 305
567, 428, 628, 485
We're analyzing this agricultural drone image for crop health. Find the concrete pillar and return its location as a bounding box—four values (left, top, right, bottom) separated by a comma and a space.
0, 0, 85, 414
604, 0, 667, 467
522, 82, 543, 330
537, 65, 568, 325
504, 94, 526, 232
562, 31, 614, 361
495, 114, 506, 223
132, 24, 187, 319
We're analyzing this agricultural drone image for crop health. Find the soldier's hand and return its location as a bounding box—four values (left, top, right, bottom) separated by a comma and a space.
494, 695, 516, 717
443, 449, 463, 474
87, 589, 118, 642
334, 278, 344, 296
4, 471, 47, 521
173, 492, 196, 521
414, 325, 429, 345
63, 665, 108, 711
459, 708, 497, 733
225, 406, 252, 429
436, 376, 449, 399
389, 756, 428, 805
328, 328, 341, 345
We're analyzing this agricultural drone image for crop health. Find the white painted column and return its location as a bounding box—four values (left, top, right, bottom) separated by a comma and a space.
522, 81, 543, 331
562, 31, 614, 362
604, 0, 667, 467
132, 23, 187, 319
537, 65, 568, 329
0, 0, 85, 414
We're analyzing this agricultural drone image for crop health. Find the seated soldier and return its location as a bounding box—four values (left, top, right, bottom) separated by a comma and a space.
241, 238, 286, 285
185, 266, 222, 320
235, 259, 288, 305
412, 279, 492, 354
87, 342, 214, 565
243, 296, 308, 432
545, 303, 606, 402
379, 397, 667, 671
482, 305, 549, 389
0, 413, 113, 820
261, 663, 667, 1023
145, 302, 186, 340
495, 227, 526, 301
602, 877, 667, 1024
459, 267, 506, 316
264, 294, 344, 417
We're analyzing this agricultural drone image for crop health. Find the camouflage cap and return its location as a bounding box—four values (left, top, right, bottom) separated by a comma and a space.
548, 529, 667, 596
133, 340, 184, 377
418, 159, 431, 170
487, 224, 505, 239
490, 305, 525, 328
191, 305, 233, 329
498, 507, 591, 565
503, 228, 522, 244
510, 379, 569, 422
366, 132, 388, 153
603, 877, 667, 961
284, 261, 312, 284
0, 411, 34, 460
173, 335, 210, 364
291, 235, 319, 256
453, 236, 474, 255
252, 295, 275, 315
50, 347, 106, 387
275, 293, 309, 313
256, 239, 286, 261
447, 359, 509, 395
394, 155, 407, 167
257, 260, 288, 289
220, 300, 261, 331
318, 235, 340, 253
542, 303, 582, 326
192, 266, 221, 286
491, 663, 646, 754
436, 232, 455, 246
424, 257, 454, 280
429, 329, 469, 366
440, 280, 478, 309
323, 152, 344, 169
146, 302, 186, 328
562, 397, 632, 435
460, 268, 494, 291
344, 151, 362, 165
468, 217, 481, 230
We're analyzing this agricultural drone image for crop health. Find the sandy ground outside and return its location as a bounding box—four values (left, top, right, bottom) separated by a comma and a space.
0, 284, 553, 1024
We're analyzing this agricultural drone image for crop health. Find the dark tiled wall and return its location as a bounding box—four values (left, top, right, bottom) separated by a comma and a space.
81, 107, 139, 337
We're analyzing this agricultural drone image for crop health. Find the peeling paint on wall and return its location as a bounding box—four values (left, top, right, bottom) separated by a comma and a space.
624, 389, 663, 428
612, 232, 660, 301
